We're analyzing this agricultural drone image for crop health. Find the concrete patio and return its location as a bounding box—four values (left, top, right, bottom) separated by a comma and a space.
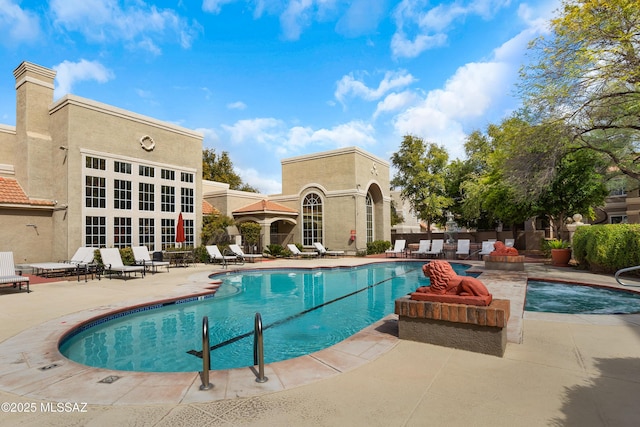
1, 258, 639, 426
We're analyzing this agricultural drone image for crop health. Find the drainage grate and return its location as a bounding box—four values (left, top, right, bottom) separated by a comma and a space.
98, 375, 121, 384
39, 363, 60, 371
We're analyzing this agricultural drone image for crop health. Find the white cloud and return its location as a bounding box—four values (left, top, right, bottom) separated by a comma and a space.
235, 166, 282, 194
50, 0, 200, 53
227, 101, 247, 110
53, 59, 114, 99
373, 90, 420, 119
202, 0, 240, 14
222, 118, 285, 144
280, 0, 314, 40
335, 70, 417, 104
0, 0, 41, 44
391, 0, 511, 58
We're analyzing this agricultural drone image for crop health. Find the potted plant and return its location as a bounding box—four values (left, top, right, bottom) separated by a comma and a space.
545, 239, 572, 266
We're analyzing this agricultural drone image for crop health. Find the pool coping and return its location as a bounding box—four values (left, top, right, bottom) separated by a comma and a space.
0, 270, 402, 405
1, 261, 638, 406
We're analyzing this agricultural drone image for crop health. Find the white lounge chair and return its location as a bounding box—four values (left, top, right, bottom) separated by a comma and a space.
455, 239, 470, 258
99, 248, 145, 280
132, 246, 170, 273
412, 240, 431, 258
287, 244, 318, 258
478, 241, 496, 259
425, 239, 444, 258
385, 239, 406, 257
313, 242, 344, 257
229, 244, 263, 262
0, 252, 29, 293
505, 238, 515, 247
206, 245, 241, 265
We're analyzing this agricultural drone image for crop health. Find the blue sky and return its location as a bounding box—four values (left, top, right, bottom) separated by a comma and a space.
1, 0, 559, 194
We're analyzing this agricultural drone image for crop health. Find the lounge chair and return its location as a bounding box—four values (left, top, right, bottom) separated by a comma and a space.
287, 244, 318, 258
0, 252, 29, 293
206, 245, 241, 266
455, 239, 471, 259
30, 247, 99, 281
385, 239, 406, 257
477, 241, 496, 259
425, 239, 444, 258
229, 244, 263, 262
132, 246, 170, 273
412, 240, 431, 258
313, 242, 344, 257
505, 238, 515, 247
99, 248, 145, 280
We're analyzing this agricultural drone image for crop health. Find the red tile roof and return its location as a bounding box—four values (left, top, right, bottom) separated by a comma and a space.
202, 200, 220, 215
0, 177, 54, 206
233, 199, 298, 214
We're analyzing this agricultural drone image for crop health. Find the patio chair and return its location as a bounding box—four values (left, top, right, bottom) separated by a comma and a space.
132, 246, 170, 273
206, 245, 242, 266
425, 239, 444, 258
412, 240, 431, 258
99, 248, 145, 280
505, 238, 515, 247
313, 242, 344, 257
477, 241, 496, 259
229, 244, 264, 262
287, 244, 318, 258
455, 239, 471, 259
0, 251, 29, 293
385, 239, 406, 258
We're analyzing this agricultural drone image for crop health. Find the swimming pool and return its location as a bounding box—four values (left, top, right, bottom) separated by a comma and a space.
60, 261, 470, 372
525, 280, 640, 314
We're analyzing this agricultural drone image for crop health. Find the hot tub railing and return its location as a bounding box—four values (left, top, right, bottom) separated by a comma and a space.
615, 265, 640, 287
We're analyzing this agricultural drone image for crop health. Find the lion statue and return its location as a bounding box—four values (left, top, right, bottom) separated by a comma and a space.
417, 260, 491, 298
490, 241, 518, 256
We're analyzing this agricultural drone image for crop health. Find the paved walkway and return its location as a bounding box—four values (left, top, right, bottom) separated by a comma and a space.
1, 258, 639, 426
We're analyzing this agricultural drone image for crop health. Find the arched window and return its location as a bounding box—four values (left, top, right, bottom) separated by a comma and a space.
366, 192, 374, 243
302, 193, 323, 246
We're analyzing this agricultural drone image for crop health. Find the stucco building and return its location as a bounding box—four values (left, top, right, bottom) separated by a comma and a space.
1, 61, 391, 263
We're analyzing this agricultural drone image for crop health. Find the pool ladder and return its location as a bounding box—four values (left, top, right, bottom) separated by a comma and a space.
615, 265, 640, 287
199, 312, 268, 391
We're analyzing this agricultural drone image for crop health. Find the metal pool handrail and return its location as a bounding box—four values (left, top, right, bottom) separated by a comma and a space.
615, 265, 640, 287
253, 312, 268, 383
199, 316, 213, 390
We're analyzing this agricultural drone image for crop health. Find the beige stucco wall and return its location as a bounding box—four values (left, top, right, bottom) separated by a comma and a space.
0, 208, 53, 264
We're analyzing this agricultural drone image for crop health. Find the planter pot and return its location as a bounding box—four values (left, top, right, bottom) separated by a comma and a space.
551, 248, 572, 266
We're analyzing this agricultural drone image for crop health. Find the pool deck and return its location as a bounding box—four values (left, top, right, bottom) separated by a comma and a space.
1, 257, 640, 426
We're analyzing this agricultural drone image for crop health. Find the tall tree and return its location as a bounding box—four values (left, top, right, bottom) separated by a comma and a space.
202, 149, 259, 192
391, 135, 452, 237
520, 0, 640, 180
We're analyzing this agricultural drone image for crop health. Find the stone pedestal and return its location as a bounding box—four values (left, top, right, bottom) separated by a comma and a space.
484, 255, 525, 271
395, 296, 510, 357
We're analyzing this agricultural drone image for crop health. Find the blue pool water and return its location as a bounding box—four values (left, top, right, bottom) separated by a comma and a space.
61, 261, 465, 372
525, 281, 640, 314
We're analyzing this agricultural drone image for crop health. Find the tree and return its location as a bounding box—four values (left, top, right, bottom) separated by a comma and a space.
239, 222, 262, 253
520, 0, 640, 180
202, 148, 259, 192
200, 213, 235, 245
391, 135, 452, 237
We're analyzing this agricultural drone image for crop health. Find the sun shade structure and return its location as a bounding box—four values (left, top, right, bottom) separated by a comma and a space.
176, 212, 185, 247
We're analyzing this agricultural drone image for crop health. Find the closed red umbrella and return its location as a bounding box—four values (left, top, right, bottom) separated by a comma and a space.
176, 212, 185, 246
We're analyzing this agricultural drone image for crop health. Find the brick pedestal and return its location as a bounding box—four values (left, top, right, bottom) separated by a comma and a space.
395, 296, 510, 357
483, 255, 525, 271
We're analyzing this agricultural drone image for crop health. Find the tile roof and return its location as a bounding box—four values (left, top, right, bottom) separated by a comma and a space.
233, 199, 298, 215
202, 200, 220, 215
0, 177, 54, 206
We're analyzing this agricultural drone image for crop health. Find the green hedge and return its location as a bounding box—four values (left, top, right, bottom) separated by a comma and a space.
573, 224, 640, 273
367, 240, 391, 255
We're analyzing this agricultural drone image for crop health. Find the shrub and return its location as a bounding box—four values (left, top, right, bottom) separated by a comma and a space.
265, 244, 285, 257
193, 245, 209, 263
119, 247, 135, 265
367, 240, 391, 255
573, 224, 640, 273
